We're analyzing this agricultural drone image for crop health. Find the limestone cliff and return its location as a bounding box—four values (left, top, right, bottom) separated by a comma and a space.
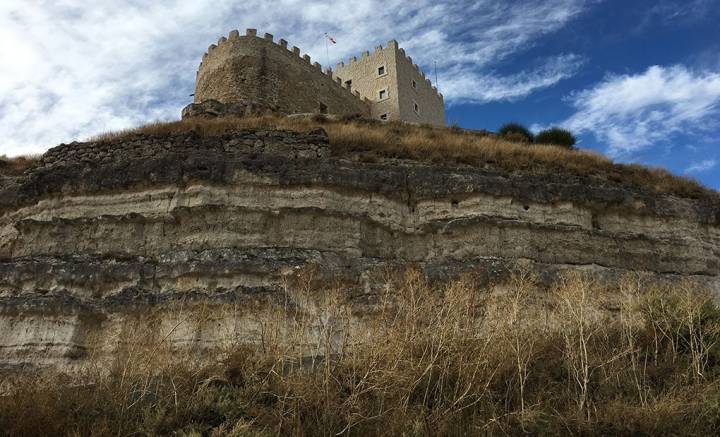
1, 127, 718, 370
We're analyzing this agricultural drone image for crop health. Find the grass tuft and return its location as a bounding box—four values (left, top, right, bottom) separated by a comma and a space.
90, 115, 717, 199
0, 269, 718, 436
0, 154, 40, 176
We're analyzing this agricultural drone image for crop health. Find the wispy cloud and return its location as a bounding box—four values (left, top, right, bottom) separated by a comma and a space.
442, 54, 585, 104
0, 1, 234, 156
647, 0, 714, 24
560, 65, 720, 157
0, 0, 589, 156
685, 159, 717, 174
630, 0, 719, 35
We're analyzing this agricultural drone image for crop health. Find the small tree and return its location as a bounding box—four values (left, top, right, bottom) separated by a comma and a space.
498, 122, 533, 143
534, 127, 576, 149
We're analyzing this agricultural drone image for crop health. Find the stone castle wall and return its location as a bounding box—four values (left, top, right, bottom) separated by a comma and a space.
194, 29, 370, 117
333, 43, 402, 121
334, 41, 445, 126
393, 47, 445, 125
190, 29, 445, 125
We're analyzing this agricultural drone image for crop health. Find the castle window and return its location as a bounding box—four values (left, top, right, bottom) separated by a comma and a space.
379, 89, 388, 100
380, 113, 389, 121
412, 79, 417, 89
413, 102, 420, 114
344, 80, 352, 90
377, 65, 386, 76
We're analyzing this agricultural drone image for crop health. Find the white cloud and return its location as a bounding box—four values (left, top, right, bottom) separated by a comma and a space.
647, 0, 714, 24
0, 0, 588, 156
0, 0, 235, 156
561, 65, 720, 157
685, 159, 717, 174
442, 54, 585, 104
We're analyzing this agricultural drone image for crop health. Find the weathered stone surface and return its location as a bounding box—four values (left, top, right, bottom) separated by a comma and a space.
194, 33, 369, 117
1, 128, 718, 370
181, 99, 267, 119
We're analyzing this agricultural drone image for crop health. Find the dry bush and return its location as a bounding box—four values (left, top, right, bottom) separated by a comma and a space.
1, 268, 718, 436
87, 115, 716, 199
0, 154, 40, 176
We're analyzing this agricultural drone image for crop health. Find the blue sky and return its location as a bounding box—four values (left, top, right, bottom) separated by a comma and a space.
445, 0, 720, 189
1, 0, 719, 189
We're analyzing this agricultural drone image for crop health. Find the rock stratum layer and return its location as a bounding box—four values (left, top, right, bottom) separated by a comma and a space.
1, 128, 719, 370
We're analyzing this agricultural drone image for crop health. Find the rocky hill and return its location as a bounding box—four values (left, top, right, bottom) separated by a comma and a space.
1, 117, 718, 370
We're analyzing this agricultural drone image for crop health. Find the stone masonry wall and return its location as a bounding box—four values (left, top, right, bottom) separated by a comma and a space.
334, 43, 401, 121
334, 41, 445, 126
394, 46, 445, 126
194, 29, 370, 117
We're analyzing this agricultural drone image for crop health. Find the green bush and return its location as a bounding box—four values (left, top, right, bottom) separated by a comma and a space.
534, 127, 577, 149
498, 122, 533, 143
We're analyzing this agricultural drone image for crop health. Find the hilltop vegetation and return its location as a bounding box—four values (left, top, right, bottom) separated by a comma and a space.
0, 155, 38, 176
1, 269, 718, 436
2, 116, 715, 199
91, 115, 715, 199
1, 117, 718, 436
498, 122, 577, 149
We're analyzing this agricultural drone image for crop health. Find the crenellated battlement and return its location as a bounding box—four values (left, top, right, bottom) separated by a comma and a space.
194, 28, 369, 113
334, 39, 443, 101
189, 28, 444, 125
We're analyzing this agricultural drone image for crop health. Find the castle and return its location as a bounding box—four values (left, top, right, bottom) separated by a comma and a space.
182, 28, 446, 126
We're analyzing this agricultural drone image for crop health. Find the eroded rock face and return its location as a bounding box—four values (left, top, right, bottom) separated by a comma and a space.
1, 128, 719, 370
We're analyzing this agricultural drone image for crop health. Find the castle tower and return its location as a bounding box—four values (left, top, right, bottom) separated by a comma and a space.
334, 40, 445, 126
191, 29, 369, 118
184, 30, 445, 126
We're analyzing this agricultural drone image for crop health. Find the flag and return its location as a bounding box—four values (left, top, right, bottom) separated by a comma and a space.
325, 33, 337, 44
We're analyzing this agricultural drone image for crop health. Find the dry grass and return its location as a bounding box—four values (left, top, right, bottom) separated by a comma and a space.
92, 115, 717, 199
0, 154, 40, 176
1, 268, 719, 436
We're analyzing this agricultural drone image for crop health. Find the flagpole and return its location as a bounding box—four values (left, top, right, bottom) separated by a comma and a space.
324, 33, 329, 68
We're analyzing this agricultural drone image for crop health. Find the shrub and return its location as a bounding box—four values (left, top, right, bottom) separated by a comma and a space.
311, 113, 328, 123
87, 115, 716, 199
498, 122, 533, 143
1, 269, 719, 435
535, 127, 577, 149
338, 112, 362, 123
0, 154, 39, 176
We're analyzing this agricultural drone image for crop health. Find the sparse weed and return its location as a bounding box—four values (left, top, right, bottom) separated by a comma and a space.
0, 154, 40, 176
0, 268, 718, 436
87, 115, 716, 199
